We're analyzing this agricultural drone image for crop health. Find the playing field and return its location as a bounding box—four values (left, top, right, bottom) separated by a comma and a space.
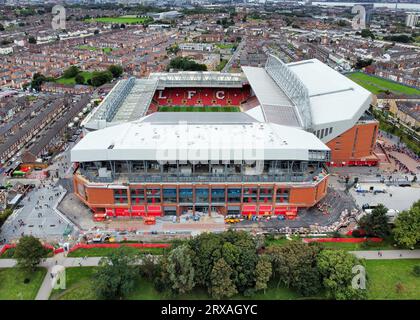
347, 72, 420, 95
158, 106, 240, 112
55, 71, 93, 86
86, 16, 153, 24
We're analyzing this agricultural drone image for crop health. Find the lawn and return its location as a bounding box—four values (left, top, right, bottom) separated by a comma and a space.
347, 72, 420, 95
55, 71, 93, 86
365, 259, 420, 300
50, 267, 302, 300
215, 43, 237, 50
86, 16, 153, 24
0, 267, 46, 300
76, 45, 113, 54
67, 246, 166, 257
158, 106, 240, 112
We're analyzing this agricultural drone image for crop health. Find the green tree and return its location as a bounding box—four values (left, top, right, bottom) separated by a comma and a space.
63, 65, 80, 78
0, 23, 4, 31
210, 258, 238, 299
167, 57, 207, 71
255, 254, 272, 294
139, 254, 159, 281
393, 200, 420, 248
30, 73, 47, 91
93, 247, 138, 300
358, 204, 391, 238
165, 244, 195, 294
75, 73, 85, 85
14, 236, 48, 272
90, 70, 113, 87
107, 64, 123, 78
361, 29, 375, 40
317, 249, 367, 300
266, 241, 323, 296
28, 36, 36, 44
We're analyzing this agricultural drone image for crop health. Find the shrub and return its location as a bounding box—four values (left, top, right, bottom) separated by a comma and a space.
413, 265, 420, 277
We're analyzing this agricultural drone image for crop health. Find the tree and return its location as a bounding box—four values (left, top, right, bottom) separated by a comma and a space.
139, 254, 159, 280
358, 204, 391, 238
167, 57, 207, 71
317, 249, 367, 300
165, 244, 195, 294
63, 65, 80, 78
75, 73, 85, 85
361, 29, 375, 40
93, 247, 138, 300
94, 29, 100, 35
28, 36, 36, 44
0, 23, 4, 31
107, 65, 123, 78
210, 258, 238, 299
14, 236, 48, 272
90, 70, 113, 87
30, 73, 47, 91
393, 200, 420, 248
255, 254, 272, 294
266, 241, 323, 297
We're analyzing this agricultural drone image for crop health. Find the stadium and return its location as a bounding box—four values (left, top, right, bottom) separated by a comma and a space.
72, 54, 377, 221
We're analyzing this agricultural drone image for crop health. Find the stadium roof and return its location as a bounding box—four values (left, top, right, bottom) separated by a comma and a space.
71, 113, 329, 163
82, 78, 158, 130
287, 59, 372, 130
150, 71, 245, 88
242, 57, 372, 142
242, 66, 302, 128
139, 112, 258, 124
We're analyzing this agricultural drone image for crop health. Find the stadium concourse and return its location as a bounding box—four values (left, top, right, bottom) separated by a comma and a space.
70, 54, 379, 223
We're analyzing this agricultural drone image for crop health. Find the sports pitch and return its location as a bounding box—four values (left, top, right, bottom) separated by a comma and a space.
347, 72, 420, 96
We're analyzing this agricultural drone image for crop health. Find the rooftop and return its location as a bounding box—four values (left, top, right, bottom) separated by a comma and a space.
71, 113, 330, 163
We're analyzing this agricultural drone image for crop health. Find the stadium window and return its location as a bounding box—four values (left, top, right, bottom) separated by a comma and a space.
320, 129, 324, 139
316, 130, 320, 138
163, 188, 177, 203
195, 188, 209, 203
329, 127, 333, 135
130, 188, 145, 204
227, 188, 241, 203
114, 189, 128, 204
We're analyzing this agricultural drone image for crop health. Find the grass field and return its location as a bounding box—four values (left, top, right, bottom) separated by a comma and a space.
55, 71, 93, 86
0, 268, 46, 300
76, 45, 113, 54
86, 16, 153, 24
347, 72, 420, 95
50, 267, 302, 300
366, 259, 420, 299
67, 246, 166, 258
158, 106, 240, 112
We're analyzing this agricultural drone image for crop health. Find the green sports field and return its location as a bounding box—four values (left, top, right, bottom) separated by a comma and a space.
85, 16, 153, 24
347, 72, 420, 95
158, 106, 240, 112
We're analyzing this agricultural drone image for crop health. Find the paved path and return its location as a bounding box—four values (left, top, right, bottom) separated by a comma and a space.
350, 250, 420, 260
1, 250, 419, 300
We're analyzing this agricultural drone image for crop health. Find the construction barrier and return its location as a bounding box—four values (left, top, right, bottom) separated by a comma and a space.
303, 237, 382, 243
67, 242, 171, 254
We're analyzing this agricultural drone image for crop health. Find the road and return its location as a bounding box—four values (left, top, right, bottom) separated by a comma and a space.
222, 36, 246, 72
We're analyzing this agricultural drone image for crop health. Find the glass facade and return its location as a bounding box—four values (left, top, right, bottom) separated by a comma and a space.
195, 188, 209, 203
179, 188, 193, 203
163, 188, 177, 203
227, 188, 241, 203
114, 189, 128, 204
211, 188, 225, 203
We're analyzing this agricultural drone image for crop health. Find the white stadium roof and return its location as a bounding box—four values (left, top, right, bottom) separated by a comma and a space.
71, 113, 329, 163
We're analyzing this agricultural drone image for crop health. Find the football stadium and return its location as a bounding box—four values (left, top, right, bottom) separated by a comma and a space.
72, 54, 378, 221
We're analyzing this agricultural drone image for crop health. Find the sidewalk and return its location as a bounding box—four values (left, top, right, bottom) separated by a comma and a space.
350, 250, 420, 260
1, 249, 419, 300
